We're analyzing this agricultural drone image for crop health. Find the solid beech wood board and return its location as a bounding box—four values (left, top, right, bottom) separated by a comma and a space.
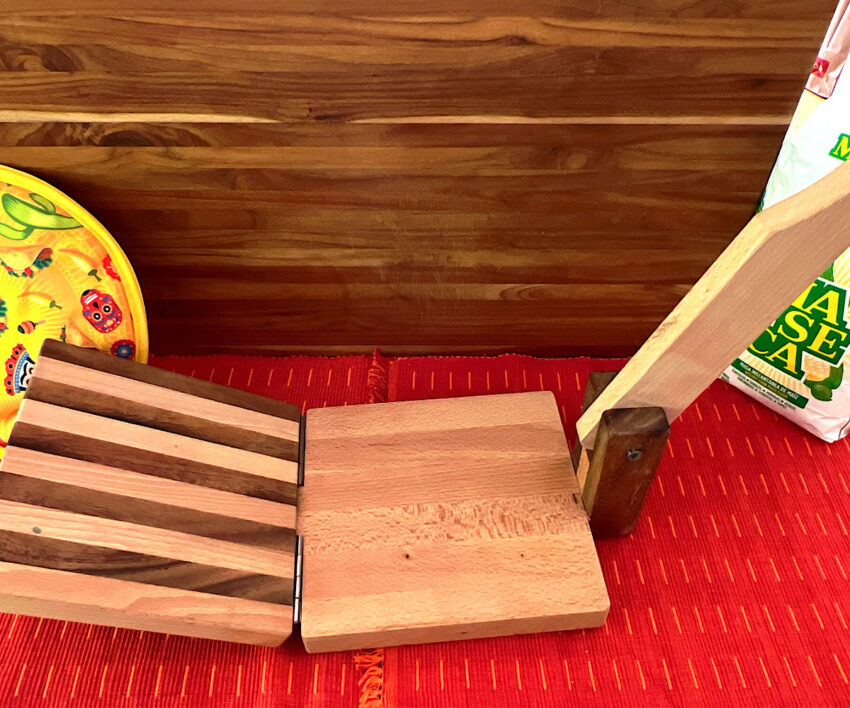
298, 391, 609, 653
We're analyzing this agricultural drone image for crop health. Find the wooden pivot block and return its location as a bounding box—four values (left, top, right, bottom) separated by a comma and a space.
299, 391, 609, 653
575, 372, 669, 538
0, 341, 302, 646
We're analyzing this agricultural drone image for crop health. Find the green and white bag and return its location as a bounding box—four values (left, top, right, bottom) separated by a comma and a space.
721, 2, 850, 441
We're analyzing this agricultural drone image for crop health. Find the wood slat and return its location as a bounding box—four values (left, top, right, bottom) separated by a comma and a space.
0, 13, 826, 90
0, 71, 806, 122
0, 121, 792, 148
0, 530, 292, 603
0, 446, 295, 529
137, 294, 689, 357
9, 399, 299, 504
0, 499, 294, 602
0, 30, 824, 80
0, 562, 292, 645
0, 142, 792, 174
29, 350, 299, 459
0, 447, 296, 550
0, 15, 826, 51
0, 1, 833, 19
37, 339, 300, 422
0, 499, 294, 577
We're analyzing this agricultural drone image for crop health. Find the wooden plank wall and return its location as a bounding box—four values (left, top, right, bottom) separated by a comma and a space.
0, 1, 837, 356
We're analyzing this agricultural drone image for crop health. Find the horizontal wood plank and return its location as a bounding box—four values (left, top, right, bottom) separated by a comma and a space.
0, 15, 827, 51
28, 355, 299, 459
37, 339, 300, 422
0, 562, 292, 645
0, 2, 833, 19
0, 447, 296, 530
0, 71, 809, 121
0, 4, 835, 355
10, 400, 298, 503
0, 530, 292, 603
0, 447, 296, 550
0, 121, 793, 148
136, 291, 691, 355
0, 499, 295, 579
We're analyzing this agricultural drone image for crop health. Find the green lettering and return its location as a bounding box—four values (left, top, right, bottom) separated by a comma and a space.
809, 323, 850, 361
748, 328, 776, 356
764, 342, 801, 376
804, 289, 844, 326
777, 310, 813, 343
830, 133, 850, 161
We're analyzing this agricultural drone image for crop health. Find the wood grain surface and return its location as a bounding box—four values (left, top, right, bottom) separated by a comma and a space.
0, 447, 297, 549
0, 561, 292, 646
299, 391, 609, 652
37, 339, 300, 423
0, 3, 836, 355
10, 399, 299, 503
0, 343, 301, 644
577, 406, 669, 538
30, 340, 301, 458
0, 500, 295, 592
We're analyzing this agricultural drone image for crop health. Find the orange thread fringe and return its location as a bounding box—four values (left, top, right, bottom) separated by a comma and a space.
355, 649, 385, 708
367, 349, 390, 403
359, 353, 388, 706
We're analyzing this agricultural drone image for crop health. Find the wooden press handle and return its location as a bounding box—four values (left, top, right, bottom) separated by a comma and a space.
577, 160, 850, 449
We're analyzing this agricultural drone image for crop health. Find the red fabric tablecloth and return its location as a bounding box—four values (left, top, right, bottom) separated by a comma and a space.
1, 351, 848, 707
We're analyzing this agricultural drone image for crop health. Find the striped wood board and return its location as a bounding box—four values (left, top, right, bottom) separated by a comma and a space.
0, 340, 301, 646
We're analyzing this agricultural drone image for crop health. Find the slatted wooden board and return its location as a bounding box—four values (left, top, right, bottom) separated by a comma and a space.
299, 391, 609, 652
0, 340, 301, 646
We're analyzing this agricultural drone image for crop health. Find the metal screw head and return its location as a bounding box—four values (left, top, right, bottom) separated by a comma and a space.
626, 448, 643, 461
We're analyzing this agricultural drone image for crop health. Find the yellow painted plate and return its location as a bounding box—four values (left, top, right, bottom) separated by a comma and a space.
0, 165, 148, 452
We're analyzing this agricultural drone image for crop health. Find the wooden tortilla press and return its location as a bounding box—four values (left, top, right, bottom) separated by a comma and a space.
0, 163, 847, 652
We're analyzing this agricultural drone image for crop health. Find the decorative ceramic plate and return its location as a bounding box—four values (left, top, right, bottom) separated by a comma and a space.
0, 165, 148, 452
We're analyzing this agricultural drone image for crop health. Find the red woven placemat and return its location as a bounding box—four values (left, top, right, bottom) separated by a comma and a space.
0, 353, 374, 707
386, 354, 850, 707
0, 351, 848, 707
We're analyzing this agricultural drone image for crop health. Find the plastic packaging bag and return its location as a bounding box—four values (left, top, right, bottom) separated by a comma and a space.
721, 1, 850, 441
